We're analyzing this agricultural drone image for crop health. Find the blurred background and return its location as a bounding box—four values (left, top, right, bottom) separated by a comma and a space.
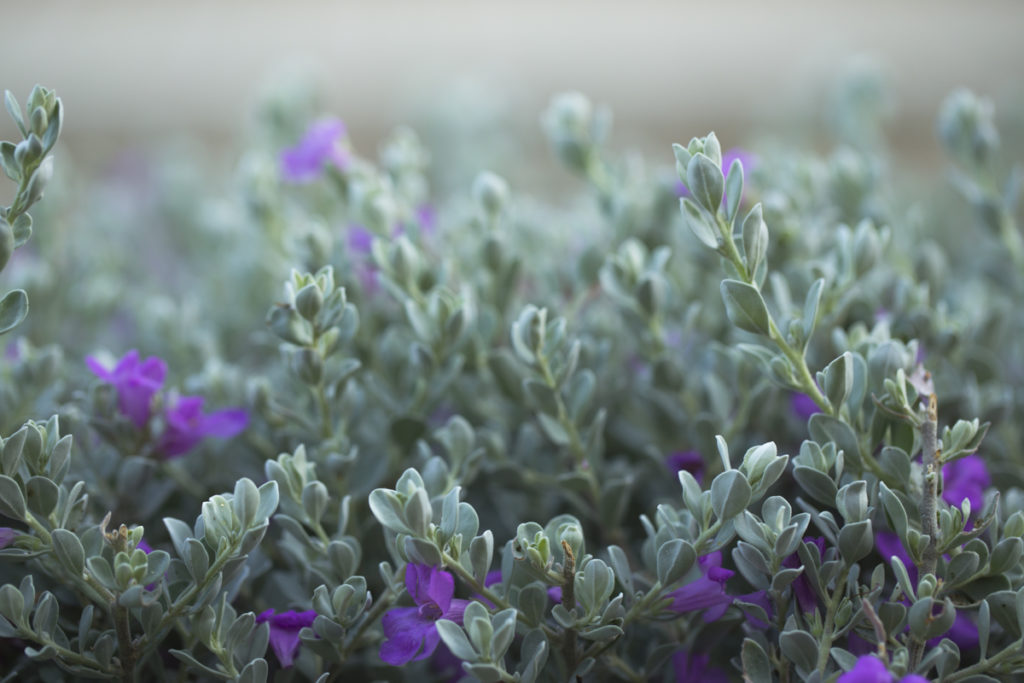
2, 0, 1024, 188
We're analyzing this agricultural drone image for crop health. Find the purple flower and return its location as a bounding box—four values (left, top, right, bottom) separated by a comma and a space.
666, 450, 706, 485
379, 564, 470, 666
790, 392, 819, 420
676, 148, 756, 206
256, 609, 317, 668
782, 537, 826, 613
280, 118, 349, 183
415, 203, 437, 237
672, 650, 729, 683
137, 539, 152, 554
838, 655, 928, 683
875, 530, 916, 584
86, 350, 167, 428
0, 527, 16, 549
665, 551, 735, 622
941, 454, 990, 512
347, 224, 374, 255
155, 395, 249, 458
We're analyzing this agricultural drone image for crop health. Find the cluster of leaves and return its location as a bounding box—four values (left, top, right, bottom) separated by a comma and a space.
1, 69, 1023, 683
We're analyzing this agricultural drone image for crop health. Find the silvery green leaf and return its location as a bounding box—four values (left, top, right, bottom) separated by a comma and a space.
579, 624, 623, 641
0, 474, 26, 520
24, 476, 57, 518
820, 352, 853, 412
301, 481, 328, 528
720, 279, 770, 335
464, 664, 505, 683
725, 158, 745, 224
536, 413, 570, 447
185, 538, 210, 582
231, 478, 260, 528
909, 596, 956, 639
4, 91, 26, 137
403, 488, 432, 537
741, 204, 768, 272
793, 466, 838, 508
687, 153, 724, 212
403, 536, 442, 566
0, 289, 29, 335
779, 628, 818, 672
237, 658, 268, 683
947, 551, 981, 587
680, 197, 719, 249
801, 278, 825, 342
86, 556, 116, 590
808, 414, 863, 471
490, 608, 517, 659
978, 598, 991, 658
31, 591, 58, 637
605, 545, 633, 596
436, 618, 477, 661
878, 482, 909, 540
368, 489, 413, 535
838, 519, 873, 564
469, 531, 493, 585
464, 601, 493, 654
771, 567, 804, 593
516, 583, 548, 625
0, 584, 25, 626
835, 481, 868, 524
741, 638, 772, 683
989, 537, 1023, 574
50, 529, 85, 575
656, 538, 696, 586
710, 469, 752, 520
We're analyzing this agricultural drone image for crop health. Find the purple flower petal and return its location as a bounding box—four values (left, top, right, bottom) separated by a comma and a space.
280, 118, 349, 183
666, 450, 705, 484
837, 655, 891, 683
347, 224, 374, 255
156, 395, 248, 458
673, 650, 730, 683
790, 392, 819, 420
665, 552, 736, 621
87, 350, 168, 428
0, 527, 16, 549
256, 609, 316, 668
941, 454, 990, 512
381, 566, 470, 667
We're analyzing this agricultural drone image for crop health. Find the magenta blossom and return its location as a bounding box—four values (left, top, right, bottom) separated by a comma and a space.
0, 527, 16, 549
941, 454, 990, 512
280, 118, 349, 183
666, 450, 706, 485
255, 609, 317, 668
673, 650, 729, 683
155, 395, 248, 458
380, 564, 470, 666
86, 350, 168, 428
790, 392, 819, 421
838, 655, 928, 683
347, 224, 374, 255
665, 551, 735, 622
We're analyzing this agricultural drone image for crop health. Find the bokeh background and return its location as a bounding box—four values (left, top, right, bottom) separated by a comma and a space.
2, 0, 1024, 194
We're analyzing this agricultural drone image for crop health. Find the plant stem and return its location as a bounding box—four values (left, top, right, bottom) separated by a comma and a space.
815, 572, 848, 673
909, 393, 940, 670
113, 601, 136, 683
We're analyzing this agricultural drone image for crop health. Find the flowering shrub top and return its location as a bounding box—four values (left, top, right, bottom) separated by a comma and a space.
1, 74, 1024, 683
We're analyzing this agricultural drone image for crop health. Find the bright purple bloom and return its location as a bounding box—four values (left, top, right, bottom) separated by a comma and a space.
790, 392, 819, 420
838, 655, 928, 683
0, 527, 16, 549
280, 118, 349, 183
86, 350, 167, 428
875, 530, 916, 584
665, 551, 735, 622
666, 450, 706, 485
155, 395, 249, 458
379, 564, 470, 666
255, 609, 317, 668
941, 454, 990, 512
672, 650, 729, 683
137, 539, 152, 554
782, 537, 826, 613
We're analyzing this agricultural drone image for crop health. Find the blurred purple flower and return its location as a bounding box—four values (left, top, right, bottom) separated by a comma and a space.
782, 537, 826, 613
256, 609, 317, 668
665, 551, 735, 622
347, 224, 374, 256
86, 350, 167, 428
790, 392, 819, 420
676, 148, 756, 206
0, 527, 16, 549
415, 203, 437, 237
156, 395, 248, 458
838, 655, 928, 683
673, 650, 729, 683
666, 450, 706, 485
280, 118, 349, 183
875, 530, 916, 584
380, 564, 470, 666
941, 454, 990, 512
137, 539, 152, 554
4, 341, 20, 362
